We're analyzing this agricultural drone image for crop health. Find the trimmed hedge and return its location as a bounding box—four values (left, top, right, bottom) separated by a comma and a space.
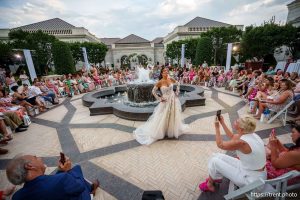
52, 41, 75, 74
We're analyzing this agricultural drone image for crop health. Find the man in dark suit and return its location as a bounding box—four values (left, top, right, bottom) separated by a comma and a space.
6, 154, 99, 200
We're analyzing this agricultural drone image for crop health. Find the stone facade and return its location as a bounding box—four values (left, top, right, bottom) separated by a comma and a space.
106, 43, 164, 69
0, 18, 100, 43
55, 27, 101, 43
102, 35, 165, 68
163, 17, 243, 46
287, 0, 300, 27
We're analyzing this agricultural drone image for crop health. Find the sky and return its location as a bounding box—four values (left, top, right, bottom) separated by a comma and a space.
0, 0, 293, 40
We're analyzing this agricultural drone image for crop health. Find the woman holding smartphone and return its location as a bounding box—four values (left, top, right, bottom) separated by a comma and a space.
265, 125, 300, 182
199, 115, 266, 192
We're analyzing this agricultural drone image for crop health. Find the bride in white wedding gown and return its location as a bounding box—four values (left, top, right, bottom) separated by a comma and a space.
133, 68, 190, 145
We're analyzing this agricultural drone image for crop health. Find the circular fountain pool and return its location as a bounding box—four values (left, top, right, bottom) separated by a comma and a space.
82, 84, 206, 121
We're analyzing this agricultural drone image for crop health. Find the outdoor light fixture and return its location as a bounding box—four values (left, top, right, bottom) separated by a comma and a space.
233, 46, 238, 51
212, 37, 223, 65
15, 54, 21, 59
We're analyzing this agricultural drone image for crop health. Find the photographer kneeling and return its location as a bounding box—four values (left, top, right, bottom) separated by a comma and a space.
199, 115, 266, 192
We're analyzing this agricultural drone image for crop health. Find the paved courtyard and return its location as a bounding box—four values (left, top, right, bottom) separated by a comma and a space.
0, 86, 293, 200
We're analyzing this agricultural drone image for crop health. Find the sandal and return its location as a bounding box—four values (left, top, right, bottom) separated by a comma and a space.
199, 178, 215, 192
4, 134, 13, 141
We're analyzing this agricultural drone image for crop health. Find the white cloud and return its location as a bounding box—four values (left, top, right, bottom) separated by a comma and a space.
148, 0, 211, 18
226, 0, 288, 26
0, 0, 291, 39
228, 0, 284, 16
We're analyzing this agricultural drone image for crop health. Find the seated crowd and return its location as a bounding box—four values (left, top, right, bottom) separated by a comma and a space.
177, 64, 299, 123
0, 63, 299, 199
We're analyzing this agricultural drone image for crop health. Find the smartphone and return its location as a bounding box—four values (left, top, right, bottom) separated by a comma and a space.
216, 110, 221, 120
60, 152, 66, 165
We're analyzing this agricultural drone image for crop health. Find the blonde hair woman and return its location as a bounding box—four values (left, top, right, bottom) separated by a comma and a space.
199, 115, 266, 192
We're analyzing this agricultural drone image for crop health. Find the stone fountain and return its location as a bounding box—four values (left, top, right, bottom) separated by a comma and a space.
126, 66, 156, 105
82, 66, 206, 121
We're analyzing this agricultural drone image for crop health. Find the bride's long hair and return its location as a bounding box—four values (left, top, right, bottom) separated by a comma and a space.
159, 67, 166, 80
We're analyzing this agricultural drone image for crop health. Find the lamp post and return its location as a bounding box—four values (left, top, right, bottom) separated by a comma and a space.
45, 43, 53, 74
15, 54, 22, 64
212, 37, 223, 66
232, 42, 240, 64
14, 54, 22, 73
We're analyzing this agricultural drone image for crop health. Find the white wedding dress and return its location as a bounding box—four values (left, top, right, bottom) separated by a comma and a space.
133, 83, 189, 145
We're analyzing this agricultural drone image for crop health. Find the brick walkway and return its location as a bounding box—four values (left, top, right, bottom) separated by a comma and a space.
0, 87, 293, 200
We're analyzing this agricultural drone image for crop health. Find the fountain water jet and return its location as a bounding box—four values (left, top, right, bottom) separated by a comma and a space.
126, 66, 157, 105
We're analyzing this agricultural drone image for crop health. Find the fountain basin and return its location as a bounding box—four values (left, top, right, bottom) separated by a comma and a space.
82, 84, 206, 121
127, 82, 156, 103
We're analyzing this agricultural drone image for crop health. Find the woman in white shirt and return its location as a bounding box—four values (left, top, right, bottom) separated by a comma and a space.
19, 70, 30, 86
199, 115, 266, 192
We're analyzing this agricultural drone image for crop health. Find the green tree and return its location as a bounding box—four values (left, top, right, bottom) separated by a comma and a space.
282, 25, 300, 59
68, 42, 83, 64
9, 29, 58, 75
68, 42, 108, 65
185, 38, 199, 64
201, 26, 242, 65
8, 29, 30, 49
241, 23, 299, 59
195, 37, 213, 65
166, 39, 200, 65
166, 40, 184, 65
0, 41, 12, 65
83, 42, 108, 65
52, 41, 75, 74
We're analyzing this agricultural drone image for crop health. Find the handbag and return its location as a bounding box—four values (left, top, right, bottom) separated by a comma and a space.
23, 115, 31, 126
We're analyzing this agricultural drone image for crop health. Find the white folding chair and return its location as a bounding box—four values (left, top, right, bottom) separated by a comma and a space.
267, 100, 295, 126
224, 170, 300, 200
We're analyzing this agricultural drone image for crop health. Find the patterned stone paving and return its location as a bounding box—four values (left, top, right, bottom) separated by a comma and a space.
70, 128, 133, 152
0, 86, 293, 200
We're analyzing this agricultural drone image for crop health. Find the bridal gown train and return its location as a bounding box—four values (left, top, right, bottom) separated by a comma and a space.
133, 83, 190, 145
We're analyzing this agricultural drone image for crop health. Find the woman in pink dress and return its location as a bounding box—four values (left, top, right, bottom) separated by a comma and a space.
182, 69, 189, 84
91, 66, 101, 86
265, 126, 300, 184
83, 73, 95, 91
189, 68, 195, 84
45, 79, 59, 95
225, 68, 233, 82
204, 68, 211, 83
217, 70, 225, 87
